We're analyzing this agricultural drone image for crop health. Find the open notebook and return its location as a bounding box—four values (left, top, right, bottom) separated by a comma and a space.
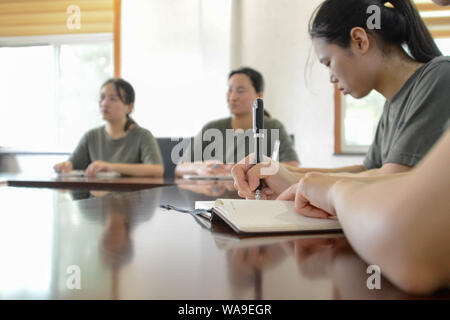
195, 199, 341, 234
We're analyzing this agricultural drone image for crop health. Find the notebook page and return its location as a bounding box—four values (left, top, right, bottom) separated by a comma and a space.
216, 199, 340, 233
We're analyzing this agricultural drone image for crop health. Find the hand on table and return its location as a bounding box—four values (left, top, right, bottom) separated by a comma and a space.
53, 161, 73, 173
277, 172, 340, 219
85, 160, 114, 176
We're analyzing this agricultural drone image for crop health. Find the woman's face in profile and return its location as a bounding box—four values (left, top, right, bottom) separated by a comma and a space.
312, 37, 375, 99
227, 74, 261, 116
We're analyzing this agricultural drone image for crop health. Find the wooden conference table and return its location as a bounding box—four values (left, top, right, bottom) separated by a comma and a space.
0, 180, 449, 300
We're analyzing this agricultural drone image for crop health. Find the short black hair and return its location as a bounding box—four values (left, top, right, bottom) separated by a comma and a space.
228, 67, 264, 93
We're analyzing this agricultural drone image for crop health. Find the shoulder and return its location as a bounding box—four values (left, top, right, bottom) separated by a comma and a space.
83, 126, 105, 140
131, 125, 157, 139
417, 56, 450, 78
264, 117, 286, 129
202, 117, 232, 131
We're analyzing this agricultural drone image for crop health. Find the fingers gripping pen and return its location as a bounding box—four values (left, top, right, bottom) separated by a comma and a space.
253, 98, 264, 200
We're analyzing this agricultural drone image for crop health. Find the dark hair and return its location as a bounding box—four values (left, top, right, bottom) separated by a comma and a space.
309, 0, 442, 63
228, 67, 271, 118
101, 78, 136, 131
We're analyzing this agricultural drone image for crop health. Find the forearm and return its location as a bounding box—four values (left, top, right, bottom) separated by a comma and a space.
110, 163, 164, 177
285, 164, 366, 174
281, 161, 300, 168
331, 176, 450, 294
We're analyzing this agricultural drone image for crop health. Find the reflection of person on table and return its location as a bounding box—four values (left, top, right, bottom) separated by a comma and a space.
176, 67, 299, 178
54, 78, 163, 177
227, 244, 287, 298
283, 237, 411, 299
101, 208, 133, 267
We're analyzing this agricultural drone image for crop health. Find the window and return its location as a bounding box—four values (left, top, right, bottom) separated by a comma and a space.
335, 0, 450, 154
0, 35, 113, 151
0, 0, 118, 153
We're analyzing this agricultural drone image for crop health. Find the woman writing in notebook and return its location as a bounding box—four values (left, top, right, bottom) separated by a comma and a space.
233, 0, 450, 295
175, 67, 299, 178
232, 0, 450, 199
54, 78, 164, 177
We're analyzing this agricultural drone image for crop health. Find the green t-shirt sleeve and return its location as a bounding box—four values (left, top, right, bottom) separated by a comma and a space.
69, 131, 92, 170
274, 120, 300, 163
365, 61, 450, 169
139, 129, 163, 165
386, 63, 450, 167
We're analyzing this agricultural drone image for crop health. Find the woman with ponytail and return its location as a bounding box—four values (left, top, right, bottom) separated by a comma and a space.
232, 0, 450, 200
54, 78, 163, 177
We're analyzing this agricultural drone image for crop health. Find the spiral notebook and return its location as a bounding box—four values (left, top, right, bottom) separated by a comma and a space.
195, 199, 341, 234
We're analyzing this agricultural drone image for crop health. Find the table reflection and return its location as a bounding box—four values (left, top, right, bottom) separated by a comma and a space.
1, 185, 448, 299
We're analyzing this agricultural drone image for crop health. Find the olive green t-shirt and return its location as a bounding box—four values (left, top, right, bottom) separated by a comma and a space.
69, 125, 163, 170
364, 56, 450, 169
181, 117, 299, 164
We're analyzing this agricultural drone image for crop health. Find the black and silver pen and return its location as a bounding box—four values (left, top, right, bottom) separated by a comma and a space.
253, 98, 264, 200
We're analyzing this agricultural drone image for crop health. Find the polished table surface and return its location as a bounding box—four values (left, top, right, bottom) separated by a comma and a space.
0, 182, 448, 300
2, 173, 202, 190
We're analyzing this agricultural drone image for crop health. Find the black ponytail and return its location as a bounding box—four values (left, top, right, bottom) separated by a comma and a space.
102, 78, 137, 131
309, 0, 442, 63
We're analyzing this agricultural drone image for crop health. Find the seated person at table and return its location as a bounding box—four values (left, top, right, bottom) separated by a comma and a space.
232, 0, 450, 198
54, 78, 163, 177
175, 67, 299, 177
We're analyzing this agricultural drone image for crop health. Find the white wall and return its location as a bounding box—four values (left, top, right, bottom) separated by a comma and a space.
121, 0, 231, 137
121, 0, 364, 167
232, 0, 364, 167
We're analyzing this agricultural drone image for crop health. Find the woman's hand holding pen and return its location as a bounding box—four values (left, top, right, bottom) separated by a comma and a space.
231, 153, 298, 200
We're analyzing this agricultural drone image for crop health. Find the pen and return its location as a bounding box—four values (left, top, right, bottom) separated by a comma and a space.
253, 98, 264, 200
